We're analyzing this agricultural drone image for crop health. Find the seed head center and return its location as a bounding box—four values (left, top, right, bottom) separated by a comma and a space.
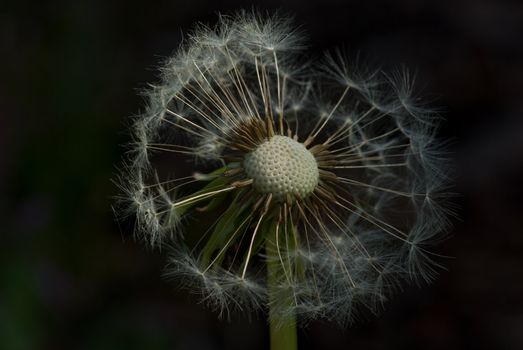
243, 135, 319, 200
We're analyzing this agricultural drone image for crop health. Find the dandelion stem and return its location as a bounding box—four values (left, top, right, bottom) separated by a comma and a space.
267, 222, 298, 350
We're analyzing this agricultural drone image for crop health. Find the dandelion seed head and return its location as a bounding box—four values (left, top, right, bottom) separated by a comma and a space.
117, 10, 453, 326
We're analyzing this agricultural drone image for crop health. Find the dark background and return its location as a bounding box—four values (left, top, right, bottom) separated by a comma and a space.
2, 0, 523, 349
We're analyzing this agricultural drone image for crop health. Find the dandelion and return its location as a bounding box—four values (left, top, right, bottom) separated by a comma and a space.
117, 11, 451, 349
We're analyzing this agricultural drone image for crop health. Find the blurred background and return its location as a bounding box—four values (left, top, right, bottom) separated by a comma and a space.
1, 0, 523, 349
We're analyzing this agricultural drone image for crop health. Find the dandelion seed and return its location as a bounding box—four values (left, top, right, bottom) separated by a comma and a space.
116, 9, 452, 342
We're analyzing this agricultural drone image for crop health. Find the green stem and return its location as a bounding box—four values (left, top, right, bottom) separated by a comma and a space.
266, 232, 298, 350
